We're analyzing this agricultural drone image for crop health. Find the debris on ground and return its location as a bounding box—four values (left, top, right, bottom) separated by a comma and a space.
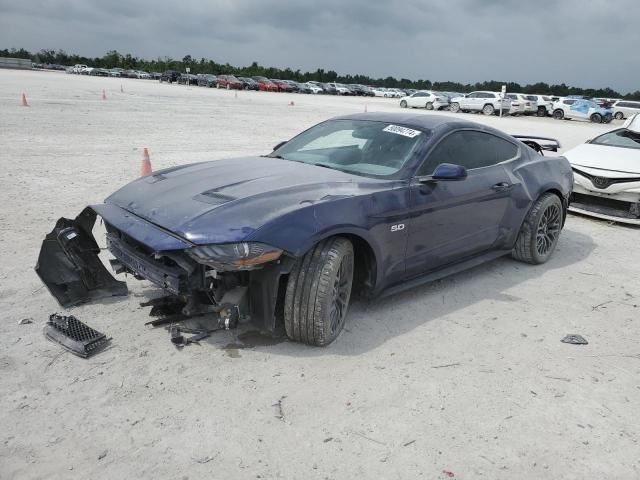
18, 318, 33, 325
442, 470, 455, 478
561, 334, 589, 345
44, 314, 110, 358
273, 395, 287, 421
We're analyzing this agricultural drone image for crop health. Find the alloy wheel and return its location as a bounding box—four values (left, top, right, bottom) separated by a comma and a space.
536, 204, 561, 256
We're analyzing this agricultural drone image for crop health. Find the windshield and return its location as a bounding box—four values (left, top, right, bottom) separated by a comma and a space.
591, 129, 640, 150
268, 119, 428, 178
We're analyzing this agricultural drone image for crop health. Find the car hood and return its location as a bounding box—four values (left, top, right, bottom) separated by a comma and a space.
105, 156, 383, 246
565, 144, 640, 175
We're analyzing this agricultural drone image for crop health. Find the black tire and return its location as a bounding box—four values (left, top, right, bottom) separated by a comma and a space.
512, 193, 563, 265
614, 112, 624, 120
552, 109, 564, 120
284, 237, 354, 346
426, 102, 434, 110
590, 113, 602, 123
400, 100, 407, 108
537, 106, 547, 117
450, 102, 460, 113
482, 103, 495, 115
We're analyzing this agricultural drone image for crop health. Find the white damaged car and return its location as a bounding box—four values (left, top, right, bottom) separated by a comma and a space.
565, 115, 640, 224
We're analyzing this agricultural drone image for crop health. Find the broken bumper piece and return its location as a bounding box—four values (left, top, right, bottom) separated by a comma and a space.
44, 313, 111, 357
35, 207, 128, 308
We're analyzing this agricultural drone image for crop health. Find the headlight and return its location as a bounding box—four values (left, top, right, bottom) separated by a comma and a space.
186, 242, 282, 271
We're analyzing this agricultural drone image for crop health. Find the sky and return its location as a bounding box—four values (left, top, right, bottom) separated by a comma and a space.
1, 0, 639, 93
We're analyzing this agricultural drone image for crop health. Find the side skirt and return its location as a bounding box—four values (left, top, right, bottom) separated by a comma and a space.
379, 249, 511, 299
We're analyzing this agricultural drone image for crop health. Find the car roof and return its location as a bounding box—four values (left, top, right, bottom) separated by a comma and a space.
332, 112, 505, 134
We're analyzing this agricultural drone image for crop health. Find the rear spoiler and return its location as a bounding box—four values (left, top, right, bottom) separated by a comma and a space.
511, 135, 561, 153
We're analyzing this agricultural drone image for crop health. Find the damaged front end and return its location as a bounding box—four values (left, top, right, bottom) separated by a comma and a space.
36, 205, 294, 334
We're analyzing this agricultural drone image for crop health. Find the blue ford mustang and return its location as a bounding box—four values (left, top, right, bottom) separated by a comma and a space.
37, 113, 572, 346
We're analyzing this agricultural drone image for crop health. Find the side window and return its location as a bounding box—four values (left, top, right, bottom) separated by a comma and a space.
506, 94, 516, 100
417, 131, 518, 175
414, 92, 426, 97
467, 93, 478, 98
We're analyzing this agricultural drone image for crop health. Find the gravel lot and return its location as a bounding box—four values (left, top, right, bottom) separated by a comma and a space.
1, 70, 639, 480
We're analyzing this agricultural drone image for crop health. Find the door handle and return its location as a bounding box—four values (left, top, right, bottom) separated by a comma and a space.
492, 182, 513, 191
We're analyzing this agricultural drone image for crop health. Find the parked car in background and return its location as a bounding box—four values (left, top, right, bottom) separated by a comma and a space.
178, 73, 199, 86
320, 83, 337, 94
252, 76, 279, 92
89, 68, 109, 77
371, 87, 388, 97
611, 100, 640, 120
197, 74, 217, 87
294, 82, 312, 94
399, 91, 449, 110
160, 70, 181, 83
327, 82, 352, 95
450, 91, 511, 116
564, 115, 640, 224
529, 95, 555, 116
506, 94, 537, 115
237, 77, 258, 90
108, 68, 124, 77
216, 75, 244, 89
305, 82, 324, 94
271, 79, 295, 92
552, 98, 613, 123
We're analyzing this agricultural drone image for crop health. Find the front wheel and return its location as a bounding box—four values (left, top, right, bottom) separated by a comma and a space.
482, 104, 495, 115
400, 100, 407, 108
614, 112, 624, 120
425, 102, 434, 110
552, 109, 564, 120
450, 102, 460, 113
512, 193, 563, 265
590, 113, 602, 123
537, 106, 547, 117
284, 237, 354, 346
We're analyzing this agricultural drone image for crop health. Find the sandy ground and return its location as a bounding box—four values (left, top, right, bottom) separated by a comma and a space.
1, 70, 639, 480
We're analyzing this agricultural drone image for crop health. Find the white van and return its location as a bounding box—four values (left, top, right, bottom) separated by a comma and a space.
611, 100, 640, 120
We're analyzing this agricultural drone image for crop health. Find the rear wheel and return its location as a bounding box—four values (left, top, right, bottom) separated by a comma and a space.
482, 104, 495, 115
537, 106, 547, 117
512, 193, 563, 265
450, 102, 460, 113
590, 113, 602, 123
552, 109, 564, 120
400, 100, 407, 108
426, 102, 434, 110
614, 112, 624, 120
284, 237, 354, 346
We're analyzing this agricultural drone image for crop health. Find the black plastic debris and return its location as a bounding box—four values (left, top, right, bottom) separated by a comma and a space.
168, 324, 211, 348
35, 207, 127, 308
561, 334, 589, 345
44, 313, 110, 358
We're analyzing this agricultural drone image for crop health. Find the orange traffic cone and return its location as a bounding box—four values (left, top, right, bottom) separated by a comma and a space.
21, 93, 29, 106
102, 89, 107, 100
140, 148, 152, 176
289, 100, 295, 106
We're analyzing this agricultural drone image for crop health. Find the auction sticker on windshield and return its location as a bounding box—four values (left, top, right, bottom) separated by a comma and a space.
383, 125, 422, 138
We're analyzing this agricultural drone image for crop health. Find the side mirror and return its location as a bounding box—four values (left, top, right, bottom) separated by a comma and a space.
419, 163, 467, 183
273, 141, 287, 150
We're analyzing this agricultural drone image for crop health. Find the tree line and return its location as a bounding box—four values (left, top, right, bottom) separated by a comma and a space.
3, 47, 638, 100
